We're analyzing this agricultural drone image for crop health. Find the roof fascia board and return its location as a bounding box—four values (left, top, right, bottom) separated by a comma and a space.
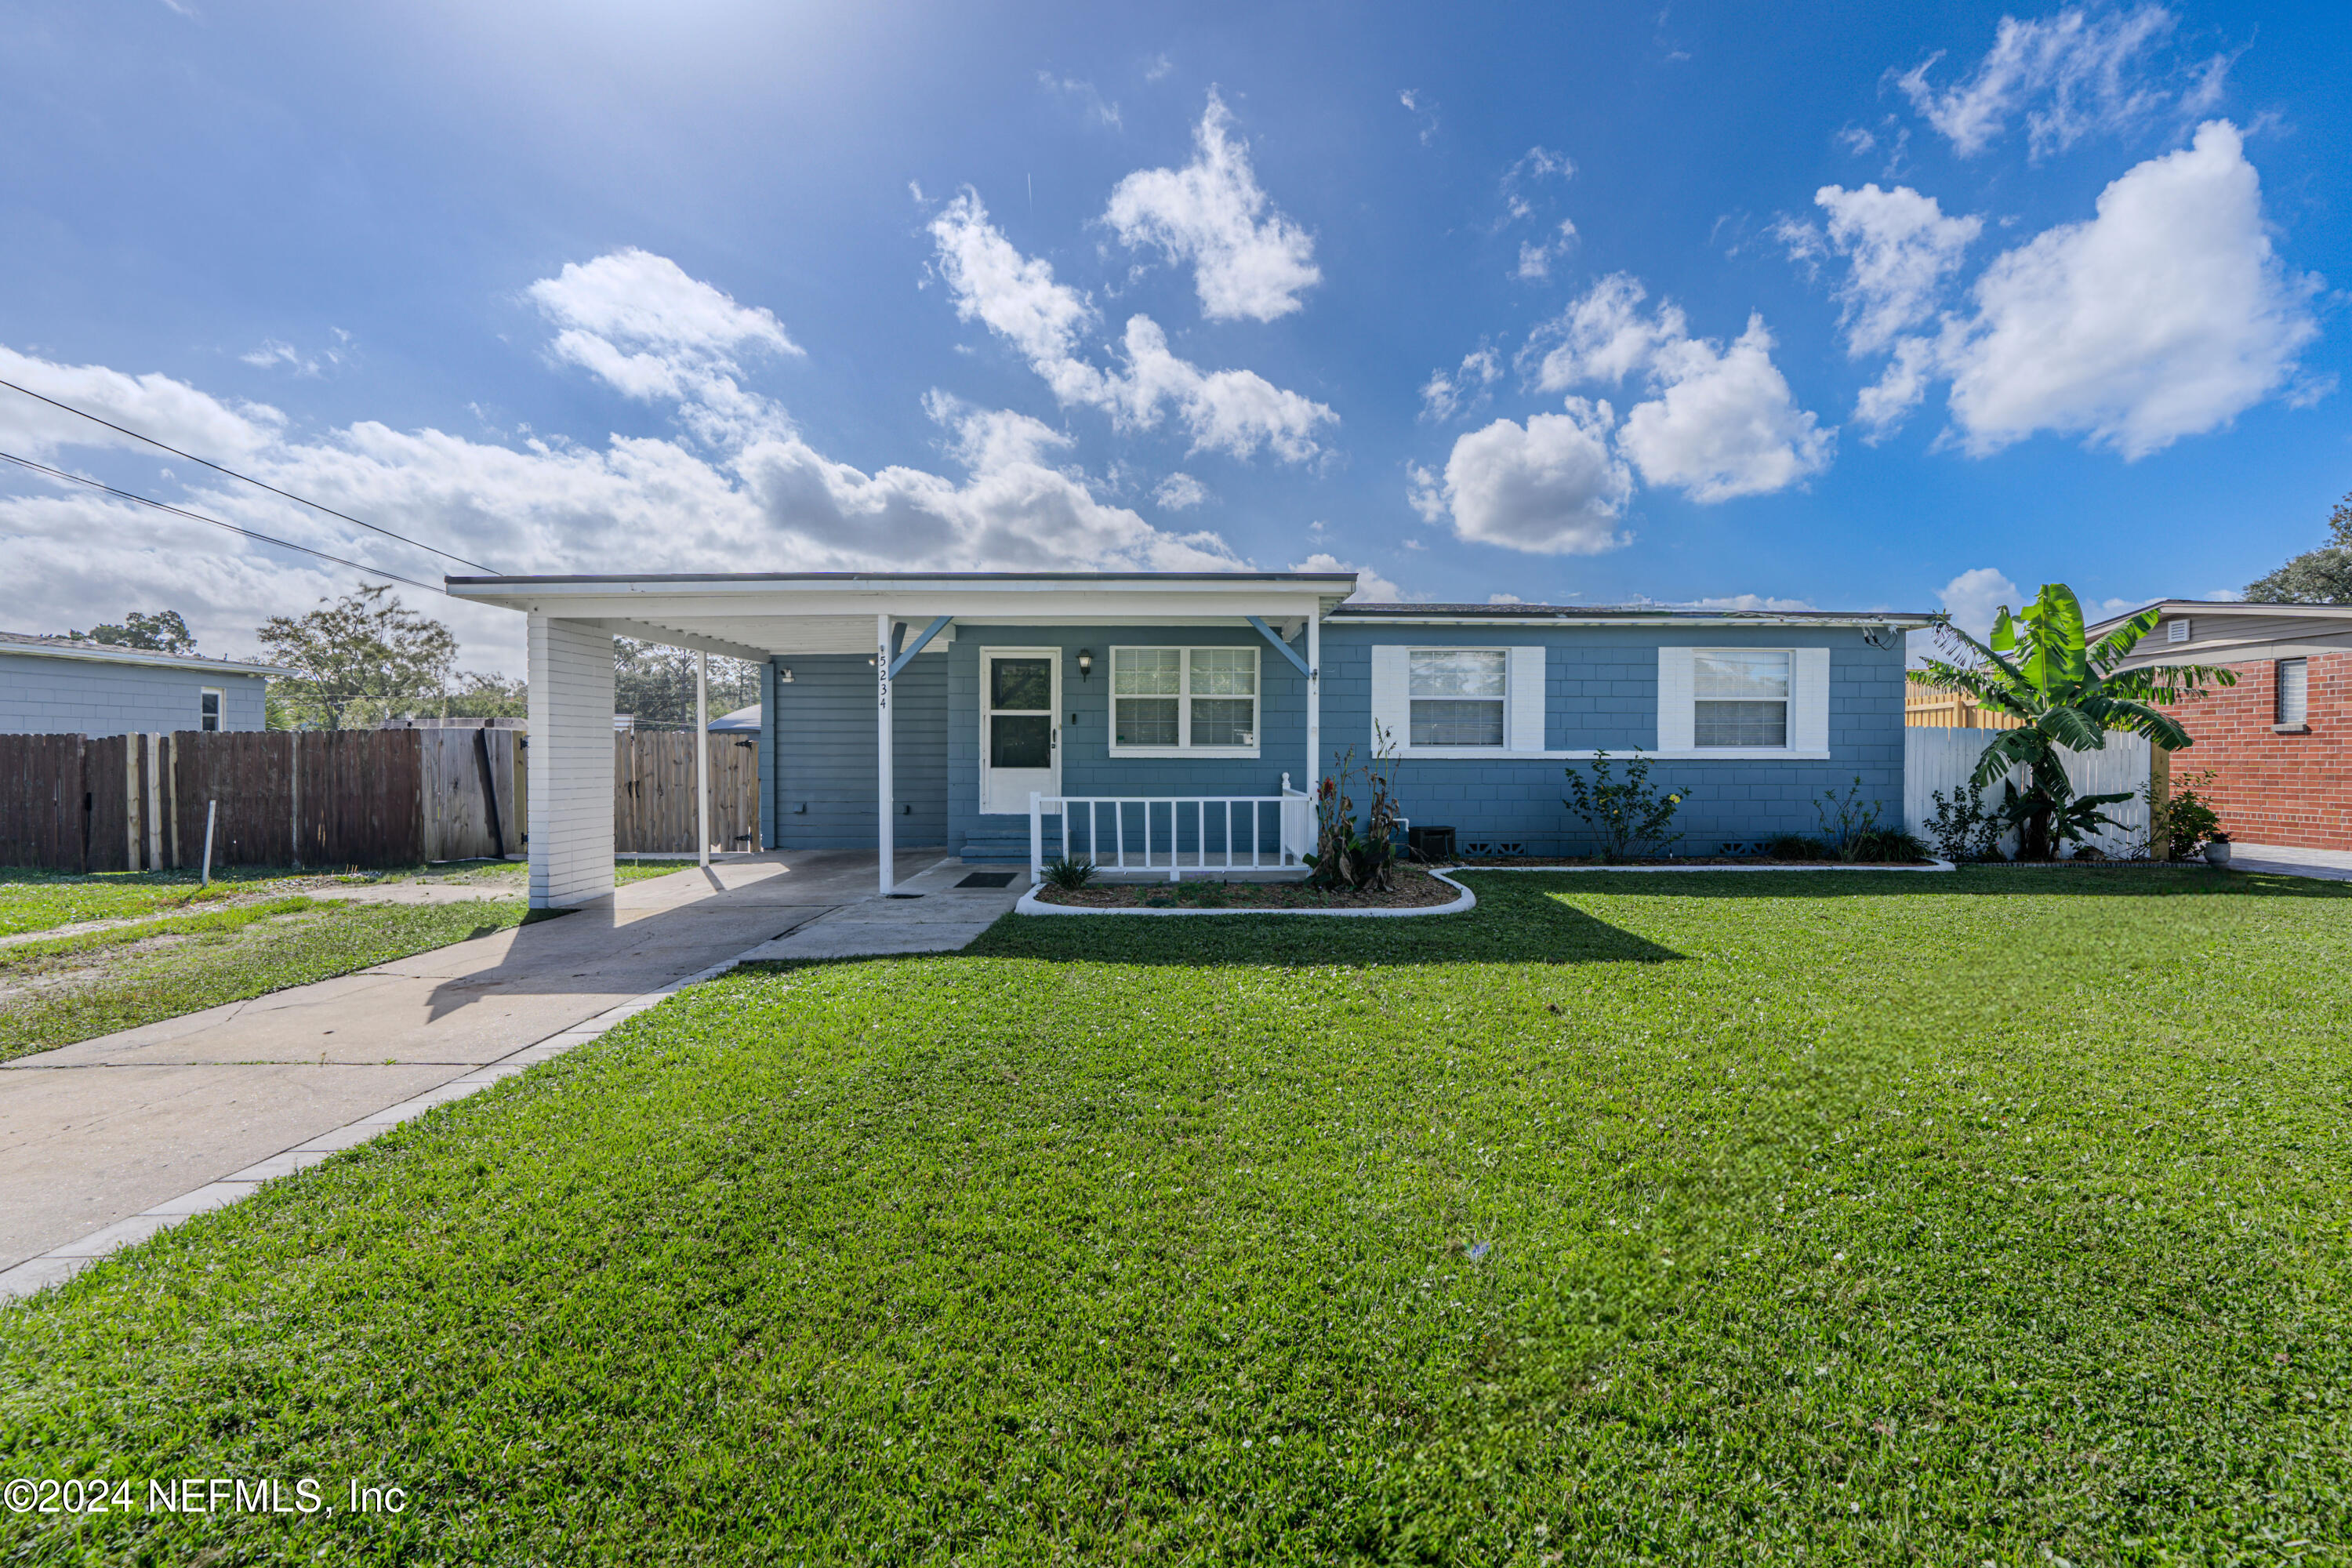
1324, 614, 1936, 629
457, 586, 1339, 624
0, 642, 292, 677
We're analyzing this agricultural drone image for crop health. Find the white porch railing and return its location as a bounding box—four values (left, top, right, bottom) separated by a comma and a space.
1031, 776, 1315, 885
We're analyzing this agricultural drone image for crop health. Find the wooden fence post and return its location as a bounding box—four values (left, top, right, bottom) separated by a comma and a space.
2149, 746, 2172, 862
289, 730, 303, 869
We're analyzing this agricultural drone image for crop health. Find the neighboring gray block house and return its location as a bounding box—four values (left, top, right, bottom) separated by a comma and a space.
0, 630, 287, 736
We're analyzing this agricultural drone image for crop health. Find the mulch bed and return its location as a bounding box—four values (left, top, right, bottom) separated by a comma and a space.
1036, 867, 1463, 909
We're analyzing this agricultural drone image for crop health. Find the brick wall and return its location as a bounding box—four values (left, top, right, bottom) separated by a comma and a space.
2166, 650, 2352, 851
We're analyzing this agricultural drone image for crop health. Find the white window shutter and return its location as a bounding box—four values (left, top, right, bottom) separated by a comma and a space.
1507, 646, 1547, 752
1370, 644, 1411, 752
1791, 647, 1831, 753
1657, 647, 1695, 751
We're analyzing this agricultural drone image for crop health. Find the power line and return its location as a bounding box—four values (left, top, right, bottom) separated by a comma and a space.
0, 376, 497, 572
0, 448, 446, 594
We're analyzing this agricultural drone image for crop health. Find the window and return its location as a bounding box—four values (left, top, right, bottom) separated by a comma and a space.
1693, 650, 1789, 747
199, 688, 223, 731
2277, 657, 2309, 727
1111, 646, 1258, 752
1408, 649, 1505, 747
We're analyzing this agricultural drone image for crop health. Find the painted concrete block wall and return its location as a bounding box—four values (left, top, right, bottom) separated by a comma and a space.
1317, 624, 1906, 855
764, 654, 949, 849
946, 626, 1308, 855
527, 615, 615, 909
0, 655, 268, 736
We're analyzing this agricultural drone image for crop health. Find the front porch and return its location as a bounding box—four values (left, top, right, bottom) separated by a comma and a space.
443, 571, 1356, 909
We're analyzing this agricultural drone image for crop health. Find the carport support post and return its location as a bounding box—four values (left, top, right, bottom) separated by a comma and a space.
695, 650, 710, 869
877, 612, 894, 895
1305, 612, 1321, 788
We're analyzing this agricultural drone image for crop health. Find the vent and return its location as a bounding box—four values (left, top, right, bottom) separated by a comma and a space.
2166, 618, 2190, 644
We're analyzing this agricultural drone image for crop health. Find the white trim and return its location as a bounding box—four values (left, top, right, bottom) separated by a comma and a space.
1650, 645, 1838, 760
1791, 647, 1831, 753
1399, 747, 1833, 761
1657, 648, 1695, 750
1327, 615, 1933, 628
1106, 644, 1261, 758
1016, 869, 1477, 917
198, 686, 225, 731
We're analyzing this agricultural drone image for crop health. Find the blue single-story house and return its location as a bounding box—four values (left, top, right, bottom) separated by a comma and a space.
0, 630, 286, 737
445, 570, 1933, 908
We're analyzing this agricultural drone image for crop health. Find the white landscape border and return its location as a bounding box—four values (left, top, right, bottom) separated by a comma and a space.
1015, 869, 1477, 917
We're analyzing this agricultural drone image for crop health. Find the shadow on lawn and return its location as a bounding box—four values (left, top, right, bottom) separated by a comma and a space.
959, 876, 1685, 967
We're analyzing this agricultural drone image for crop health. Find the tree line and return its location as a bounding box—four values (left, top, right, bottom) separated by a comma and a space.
59, 585, 760, 731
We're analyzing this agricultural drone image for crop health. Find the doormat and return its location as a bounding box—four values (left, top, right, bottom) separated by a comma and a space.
956, 871, 1018, 888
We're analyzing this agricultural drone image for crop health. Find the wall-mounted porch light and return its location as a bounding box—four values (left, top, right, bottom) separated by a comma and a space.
779, 668, 794, 683
1076, 648, 1094, 680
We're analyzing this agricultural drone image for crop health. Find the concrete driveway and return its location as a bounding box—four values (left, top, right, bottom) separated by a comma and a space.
1, 848, 1019, 1279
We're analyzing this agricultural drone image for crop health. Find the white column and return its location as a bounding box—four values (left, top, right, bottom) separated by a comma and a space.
877, 612, 894, 895
695, 649, 710, 868
526, 613, 616, 909
1305, 611, 1322, 786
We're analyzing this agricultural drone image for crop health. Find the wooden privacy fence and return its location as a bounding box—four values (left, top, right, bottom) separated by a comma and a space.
1905, 682, 2027, 730
614, 731, 760, 855
1904, 728, 2152, 858
1, 728, 757, 871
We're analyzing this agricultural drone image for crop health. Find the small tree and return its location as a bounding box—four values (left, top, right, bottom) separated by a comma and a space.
69, 609, 196, 655
443, 671, 528, 720
1562, 750, 1685, 862
2245, 492, 2352, 604
258, 584, 457, 730
613, 637, 762, 729
1910, 583, 2235, 860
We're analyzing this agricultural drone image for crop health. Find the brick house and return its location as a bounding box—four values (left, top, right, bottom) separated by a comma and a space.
2092, 601, 2352, 851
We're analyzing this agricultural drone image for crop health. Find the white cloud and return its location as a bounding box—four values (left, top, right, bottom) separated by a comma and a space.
1398, 89, 1439, 145
1420, 401, 1634, 556
1102, 89, 1320, 323
1527, 279, 1831, 503
1937, 566, 2020, 640
1, 254, 1253, 671
1418, 348, 1499, 422
241, 336, 350, 377
1145, 54, 1174, 82
0, 343, 283, 463
1487, 592, 1525, 604
1525, 274, 1685, 391
1936, 121, 2321, 456
528, 248, 803, 445
1152, 471, 1207, 510
1853, 336, 1940, 438
1670, 593, 1821, 612
1037, 72, 1122, 130
1290, 551, 1413, 604
1515, 221, 1579, 283
1615, 317, 1834, 501
931, 191, 1335, 461
1789, 184, 1981, 356
1896, 4, 2225, 159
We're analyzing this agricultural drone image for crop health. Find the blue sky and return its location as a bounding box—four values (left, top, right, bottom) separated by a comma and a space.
2, 0, 2345, 668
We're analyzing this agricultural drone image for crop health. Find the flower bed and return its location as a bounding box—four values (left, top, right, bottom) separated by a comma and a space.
1454, 854, 1938, 869
1034, 866, 1463, 909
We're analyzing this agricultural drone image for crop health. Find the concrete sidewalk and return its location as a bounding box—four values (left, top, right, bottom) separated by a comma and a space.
2227, 842, 2352, 883
2, 848, 1020, 1286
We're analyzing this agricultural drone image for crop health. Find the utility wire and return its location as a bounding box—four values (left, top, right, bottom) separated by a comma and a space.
0, 376, 496, 572
0, 448, 446, 594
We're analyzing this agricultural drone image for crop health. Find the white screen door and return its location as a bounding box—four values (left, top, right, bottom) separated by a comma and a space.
982, 650, 1059, 815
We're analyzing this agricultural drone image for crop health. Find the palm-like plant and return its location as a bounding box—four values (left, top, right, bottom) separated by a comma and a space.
1911, 583, 2236, 859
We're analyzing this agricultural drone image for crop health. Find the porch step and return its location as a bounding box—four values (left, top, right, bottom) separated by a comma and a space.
958, 830, 1033, 864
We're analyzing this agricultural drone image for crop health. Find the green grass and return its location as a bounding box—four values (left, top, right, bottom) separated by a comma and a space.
0, 865, 316, 937
5, 867, 2350, 1563
0, 898, 532, 1062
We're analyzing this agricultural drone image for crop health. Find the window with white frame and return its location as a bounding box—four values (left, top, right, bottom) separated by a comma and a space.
1693, 650, 1789, 747
1111, 646, 1258, 752
199, 688, 223, 731
1408, 649, 1506, 747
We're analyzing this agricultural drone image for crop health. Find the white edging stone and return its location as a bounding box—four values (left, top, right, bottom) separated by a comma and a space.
1015, 869, 1477, 918
0, 953, 760, 1305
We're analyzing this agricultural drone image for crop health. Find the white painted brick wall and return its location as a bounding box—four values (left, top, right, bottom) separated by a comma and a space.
527, 615, 615, 909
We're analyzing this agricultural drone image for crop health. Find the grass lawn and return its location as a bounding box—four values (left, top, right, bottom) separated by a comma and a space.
4, 867, 2349, 1562
0, 898, 532, 1063
0, 865, 320, 937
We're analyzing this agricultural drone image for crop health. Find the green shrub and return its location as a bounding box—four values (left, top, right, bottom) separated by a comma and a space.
1852, 827, 1933, 863
1043, 858, 1097, 890
1562, 750, 1685, 862
1762, 834, 1832, 860
2145, 768, 2222, 861
1925, 783, 2005, 862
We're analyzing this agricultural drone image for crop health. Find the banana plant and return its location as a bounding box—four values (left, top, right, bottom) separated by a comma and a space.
1911, 583, 2235, 859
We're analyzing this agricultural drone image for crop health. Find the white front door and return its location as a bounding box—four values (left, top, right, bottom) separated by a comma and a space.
982, 649, 1060, 815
